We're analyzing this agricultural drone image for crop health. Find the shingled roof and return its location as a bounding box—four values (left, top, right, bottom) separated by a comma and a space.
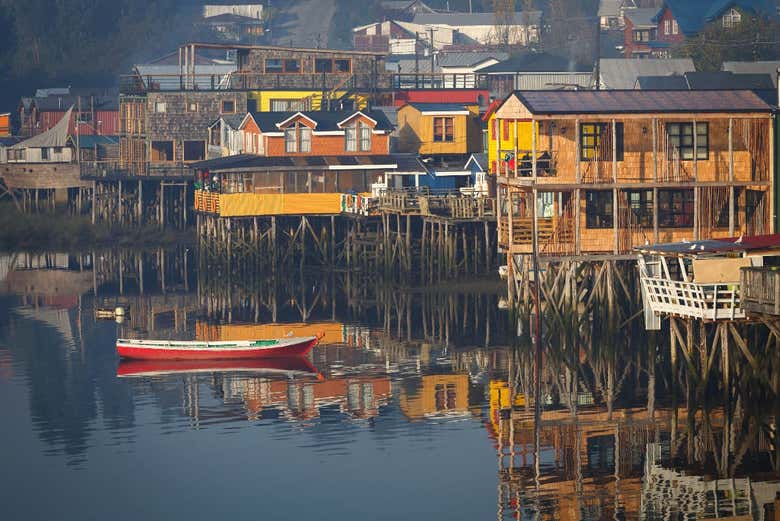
506, 90, 772, 115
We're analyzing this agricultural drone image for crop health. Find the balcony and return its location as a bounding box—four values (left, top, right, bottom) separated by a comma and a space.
194, 190, 343, 216
740, 267, 780, 316
81, 161, 193, 180
120, 72, 488, 94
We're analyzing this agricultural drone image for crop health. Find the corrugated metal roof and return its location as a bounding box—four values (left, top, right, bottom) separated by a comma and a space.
12, 107, 72, 149
599, 58, 695, 89
515, 73, 593, 90
510, 89, 772, 115
723, 61, 780, 87
413, 11, 542, 26
480, 52, 591, 74
438, 52, 508, 68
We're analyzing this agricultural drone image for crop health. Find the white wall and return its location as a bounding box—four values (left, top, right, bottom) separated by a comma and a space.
203, 4, 263, 20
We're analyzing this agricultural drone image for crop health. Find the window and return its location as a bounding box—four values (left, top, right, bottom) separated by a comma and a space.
247, 99, 258, 112
586, 190, 614, 228
315, 59, 333, 73
285, 128, 297, 153
672, 20, 678, 34
633, 29, 652, 42
299, 127, 311, 153
658, 189, 694, 228
265, 59, 283, 73
41, 147, 49, 160
667, 122, 708, 160
664, 20, 670, 35
580, 122, 623, 161
334, 59, 351, 73
314, 58, 352, 73
187, 102, 198, 112
183, 140, 205, 161
271, 99, 309, 111
723, 8, 741, 28
345, 126, 357, 152
717, 188, 741, 228
151, 140, 174, 161
433, 117, 454, 142
78, 112, 92, 122
284, 59, 300, 73
359, 124, 371, 151
626, 189, 653, 227
221, 100, 235, 114
154, 101, 167, 113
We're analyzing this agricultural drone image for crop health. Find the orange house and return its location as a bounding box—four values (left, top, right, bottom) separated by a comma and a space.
0, 113, 10, 136
239, 109, 393, 156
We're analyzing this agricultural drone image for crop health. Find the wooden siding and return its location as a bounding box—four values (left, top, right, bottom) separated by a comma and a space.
0, 164, 89, 189
493, 103, 774, 255
146, 91, 248, 163
195, 191, 343, 216
396, 104, 482, 155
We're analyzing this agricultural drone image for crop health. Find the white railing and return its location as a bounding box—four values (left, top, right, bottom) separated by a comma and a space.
340, 193, 377, 216
640, 276, 744, 321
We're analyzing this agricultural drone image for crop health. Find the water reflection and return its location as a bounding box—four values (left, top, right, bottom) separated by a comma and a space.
1, 248, 780, 520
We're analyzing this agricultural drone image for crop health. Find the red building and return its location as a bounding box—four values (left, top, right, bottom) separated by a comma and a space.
238, 109, 393, 156
18, 89, 118, 137
391, 89, 490, 108
623, 1, 776, 59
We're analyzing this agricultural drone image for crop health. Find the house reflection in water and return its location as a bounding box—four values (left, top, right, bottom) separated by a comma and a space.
216, 374, 392, 422
399, 374, 471, 420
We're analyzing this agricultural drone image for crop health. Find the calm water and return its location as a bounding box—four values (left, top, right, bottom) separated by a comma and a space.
1, 248, 779, 521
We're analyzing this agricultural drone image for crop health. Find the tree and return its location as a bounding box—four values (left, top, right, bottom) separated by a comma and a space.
493, 0, 516, 47
675, 10, 780, 71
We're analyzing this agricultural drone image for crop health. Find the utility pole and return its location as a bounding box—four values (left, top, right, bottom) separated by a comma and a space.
428, 27, 436, 78
414, 31, 421, 88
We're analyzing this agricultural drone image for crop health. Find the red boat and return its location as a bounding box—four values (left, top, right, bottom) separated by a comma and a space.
116, 357, 321, 378
116, 335, 319, 360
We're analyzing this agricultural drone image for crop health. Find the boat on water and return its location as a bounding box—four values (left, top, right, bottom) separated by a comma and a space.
116, 335, 320, 360
117, 357, 322, 378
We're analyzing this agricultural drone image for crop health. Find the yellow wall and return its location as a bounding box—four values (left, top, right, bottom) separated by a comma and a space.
486, 113, 539, 175
397, 104, 482, 155
248, 90, 368, 111
196, 321, 345, 345
399, 374, 470, 419
217, 193, 343, 216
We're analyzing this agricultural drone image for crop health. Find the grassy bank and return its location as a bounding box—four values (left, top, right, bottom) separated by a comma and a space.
0, 204, 194, 252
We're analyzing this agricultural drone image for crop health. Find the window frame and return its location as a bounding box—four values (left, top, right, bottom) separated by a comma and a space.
658, 189, 694, 228
298, 126, 311, 153
153, 101, 167, 113
221, 100, 236, 114
580, 122, 624, 161
151, 140, 175, 162
284, 128, 297, 153
666, 122, 708, 161
359, 123, 371, 151
187, 102, 199, 113
433, 116, 455, 143
585, 190, 614, 229
183, 140, 206, 162
345, 125, 357, 152
626, 189, 654, 227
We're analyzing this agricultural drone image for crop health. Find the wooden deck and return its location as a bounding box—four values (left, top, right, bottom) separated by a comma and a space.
379, 189, 496, 221
740, 267, 780, 316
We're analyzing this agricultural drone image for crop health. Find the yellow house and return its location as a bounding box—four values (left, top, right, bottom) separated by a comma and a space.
399, 374, 470, 420
247, 90, 368, 112
483, 99, 539, 175
396, 103, 482, 155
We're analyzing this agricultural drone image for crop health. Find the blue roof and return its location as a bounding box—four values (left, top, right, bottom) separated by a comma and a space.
658, 0, 777, 36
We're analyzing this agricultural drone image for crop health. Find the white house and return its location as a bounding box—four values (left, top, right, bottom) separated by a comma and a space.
5, 107, 73, 163
411, 11, 541, 47
438, 52, 508, 88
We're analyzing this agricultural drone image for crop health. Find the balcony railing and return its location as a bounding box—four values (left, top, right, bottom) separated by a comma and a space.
379, 188, 495, 219
120, 72, 488, 94
497, 151, 557, 178
640, 276, 743, 321
80, 161, 194, 179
